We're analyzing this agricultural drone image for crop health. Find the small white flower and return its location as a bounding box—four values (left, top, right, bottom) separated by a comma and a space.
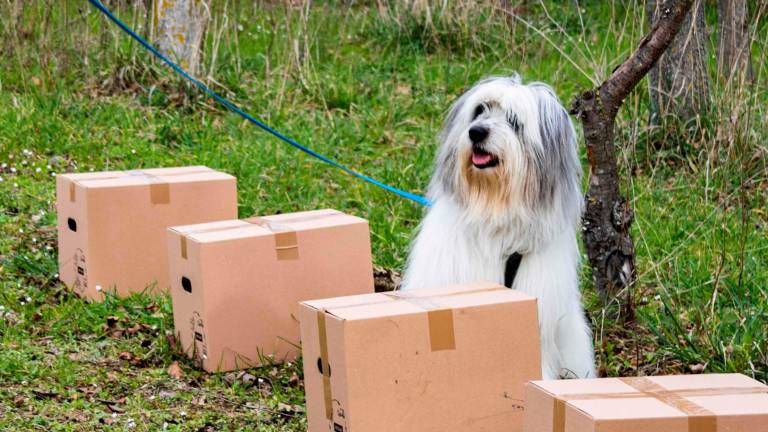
180, 411, 187, 417
32, 238, 37, 243
0, 305, 5, 311
35, 167, 41, 173
25, 296, 31, 302
131, 149, 136, 154
18, 229, 23, 233
0, 177, 3, 182
654, 294, 661, 301
127, 419, 136, 428
10, 167, 16, 173
51, 172, 57, 177
20, 301, 25, 306
112, 413, 118, 418
163, 422, 168, 430
54, 273, 59, 278
96, 285, 102, 292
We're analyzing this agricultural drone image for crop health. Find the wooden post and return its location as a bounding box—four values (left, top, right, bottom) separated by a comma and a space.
152, 0, 209, 75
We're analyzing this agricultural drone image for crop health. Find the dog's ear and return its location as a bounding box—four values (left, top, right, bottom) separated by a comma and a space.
529, 84, 581, 205
430, 90, 472, 198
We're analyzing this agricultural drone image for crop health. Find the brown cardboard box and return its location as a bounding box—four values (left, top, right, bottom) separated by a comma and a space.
299, 282, 542, 432
168, 209, 374, 372
524, 373, 768, 432
56, 166, 237, 300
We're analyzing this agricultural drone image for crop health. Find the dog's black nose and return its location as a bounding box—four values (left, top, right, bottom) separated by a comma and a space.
468, 125, 489, 143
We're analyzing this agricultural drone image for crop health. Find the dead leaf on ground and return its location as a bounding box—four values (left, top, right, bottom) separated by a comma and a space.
166, 334, 178, 351
158, 390, 177, 399
65, 411, 88, 422
32, 389, 59, 400
689, 363, 706, 373
167, 361, 184, 380
97, 398, 125, 413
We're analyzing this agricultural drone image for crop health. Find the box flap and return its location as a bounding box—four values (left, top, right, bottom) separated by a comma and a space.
303, 282, 534, 321
170, 209, 365, 244
259, 209, 366, 230
531, 374, 768, 427
62, 166, 233, 189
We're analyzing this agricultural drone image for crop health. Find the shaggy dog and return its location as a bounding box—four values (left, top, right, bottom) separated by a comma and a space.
401, 75, 596, 380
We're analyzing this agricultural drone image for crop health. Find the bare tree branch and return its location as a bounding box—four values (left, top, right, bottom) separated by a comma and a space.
570, 0, 694, 316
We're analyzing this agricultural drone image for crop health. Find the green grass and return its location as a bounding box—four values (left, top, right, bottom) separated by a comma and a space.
1, 0, 766, 430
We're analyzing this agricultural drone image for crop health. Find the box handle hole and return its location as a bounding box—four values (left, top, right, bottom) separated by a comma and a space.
316, 357, 331, 377
67, 218, 77, 232
181, 276, 192, 293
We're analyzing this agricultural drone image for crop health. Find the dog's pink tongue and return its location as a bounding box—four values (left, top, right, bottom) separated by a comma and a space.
472, 152, 492, 166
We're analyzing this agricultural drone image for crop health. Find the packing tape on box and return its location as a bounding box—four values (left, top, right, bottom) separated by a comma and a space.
126, 170, 170, 204
180, 236, 188, 259
386, 286, 518, 352
248, 210, 345, 261
245, 218, 299, 260
316, 310, 334, 421
385, 294, 456, 352
550, 378, 768, 432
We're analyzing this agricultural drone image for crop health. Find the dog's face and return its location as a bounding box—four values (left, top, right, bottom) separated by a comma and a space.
432, 76, 581, 223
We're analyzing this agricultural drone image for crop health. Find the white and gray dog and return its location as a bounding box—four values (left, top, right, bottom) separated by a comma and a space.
401, 75, 596, 380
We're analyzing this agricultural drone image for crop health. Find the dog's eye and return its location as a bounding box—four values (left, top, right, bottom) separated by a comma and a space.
473, 104, 485, 119
508, 114, 521, 132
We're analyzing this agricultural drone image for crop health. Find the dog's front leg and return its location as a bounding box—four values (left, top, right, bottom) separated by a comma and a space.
512, 232, 596, 380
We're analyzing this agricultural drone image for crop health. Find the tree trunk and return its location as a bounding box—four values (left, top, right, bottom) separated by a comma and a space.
646, 0, 710, 124
717, 0, 754, 86
152, 0, 209, 75
571, 0, 694, 317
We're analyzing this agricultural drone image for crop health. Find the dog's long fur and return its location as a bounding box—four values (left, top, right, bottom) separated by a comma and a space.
401, 75, 596, 380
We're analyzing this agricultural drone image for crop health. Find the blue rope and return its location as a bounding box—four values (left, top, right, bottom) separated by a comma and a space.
86, 0, 431, 207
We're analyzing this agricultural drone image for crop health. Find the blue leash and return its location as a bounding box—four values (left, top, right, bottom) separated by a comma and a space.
86, 0, 431, 207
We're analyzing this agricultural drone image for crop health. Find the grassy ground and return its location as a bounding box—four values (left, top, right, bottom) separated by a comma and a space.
0, 1, 766, 430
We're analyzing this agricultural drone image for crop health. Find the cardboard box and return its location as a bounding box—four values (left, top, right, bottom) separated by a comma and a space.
168, 209, 374, 372
524, 373, 768, 432
300, 282, 541, 432
56, 166, 237, 300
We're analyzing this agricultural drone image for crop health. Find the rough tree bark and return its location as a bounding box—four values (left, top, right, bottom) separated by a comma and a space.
717, 0, 754, 85
646, 0, 710, 124
570, 0, 694, 316
152, 0, 209, 75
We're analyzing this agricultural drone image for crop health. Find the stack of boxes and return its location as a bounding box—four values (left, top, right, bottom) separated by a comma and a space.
56, 166, 768, 432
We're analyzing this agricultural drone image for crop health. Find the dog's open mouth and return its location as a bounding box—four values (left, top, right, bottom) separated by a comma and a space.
471, 148, 499, 169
